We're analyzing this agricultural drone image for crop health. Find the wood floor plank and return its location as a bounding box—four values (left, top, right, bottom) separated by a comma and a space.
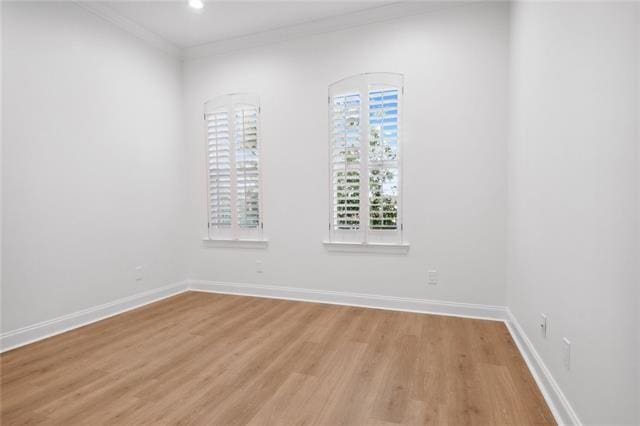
245, 372, 320, 426
371, 313, 418, 424
1, 292, 555, 425
304, 309, 391, 425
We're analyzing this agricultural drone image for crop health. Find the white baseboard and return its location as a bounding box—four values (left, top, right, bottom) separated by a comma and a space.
188, 280, 508, 321
0, 278, 576, 426
505, 309, 581, 426
0, 281, 189, 353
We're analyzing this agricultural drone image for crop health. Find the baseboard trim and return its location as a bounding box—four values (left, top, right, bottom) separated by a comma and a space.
505, 309, 581, 425
0, 278, 576, 426
188, 280, 508, 321
0, 281, 189, 353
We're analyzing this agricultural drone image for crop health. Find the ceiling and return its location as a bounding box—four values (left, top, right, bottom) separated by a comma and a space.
97, 1, 393, 49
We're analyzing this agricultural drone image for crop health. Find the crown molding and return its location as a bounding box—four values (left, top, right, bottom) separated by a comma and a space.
183, 1, 468, 61
73, 1, 473, 62
73, 1, 182, 59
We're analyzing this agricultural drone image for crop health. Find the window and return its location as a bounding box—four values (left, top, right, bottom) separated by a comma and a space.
205, 93, 263, 241
328, 73, 404, 245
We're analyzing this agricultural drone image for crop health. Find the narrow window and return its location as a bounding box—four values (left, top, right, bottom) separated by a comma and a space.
329, 73, 403, 244
205, 93, 262, 240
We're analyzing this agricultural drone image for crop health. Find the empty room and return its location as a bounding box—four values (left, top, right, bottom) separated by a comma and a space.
1, 0, 638, 424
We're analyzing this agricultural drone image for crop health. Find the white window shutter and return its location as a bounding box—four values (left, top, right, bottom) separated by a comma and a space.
331, 93, 361, 231
206, 109, 232, 229
205, 94, 262, 240
234, 104, 260, 229
368, 87, 399, 231
328, 73, 403, 244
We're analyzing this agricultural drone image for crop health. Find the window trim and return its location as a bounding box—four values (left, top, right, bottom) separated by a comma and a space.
322, 240, 409, 254
327, 72, 405, 246
202, 238, 268, 249
204, 93, 264, 242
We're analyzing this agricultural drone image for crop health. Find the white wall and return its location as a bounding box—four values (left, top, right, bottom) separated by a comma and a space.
4, 2, 638, 422
183, 2, 510, 306
1, 2, 187, 332
508, 2, 639, 424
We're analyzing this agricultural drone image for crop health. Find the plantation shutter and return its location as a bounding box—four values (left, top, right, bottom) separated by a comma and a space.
205, 94, 262, 240
328, 73, 403, 244
330, 93, 361, 231
234, 104, 260, 229
368, 87, 399, 231
206, 109, 231, 229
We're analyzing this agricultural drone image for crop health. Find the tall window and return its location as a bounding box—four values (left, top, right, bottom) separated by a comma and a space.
205, 93, 262, 240
328, 73, 403, 244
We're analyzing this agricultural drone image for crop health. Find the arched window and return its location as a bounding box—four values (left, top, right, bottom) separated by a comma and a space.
328, 73, 404, 244
205, 93, 262, 240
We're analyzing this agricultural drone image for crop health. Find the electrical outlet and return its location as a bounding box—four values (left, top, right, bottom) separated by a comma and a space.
539, 313, 548, 338
427, 270, 438, 285
563, 338, 571, 370
256, 261, 263, 273
135, 265, 143, 281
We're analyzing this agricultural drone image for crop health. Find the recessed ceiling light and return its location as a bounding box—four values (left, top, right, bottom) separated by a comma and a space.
189, 0, 204, 10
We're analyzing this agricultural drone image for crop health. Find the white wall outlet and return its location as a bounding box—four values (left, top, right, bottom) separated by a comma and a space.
427, 270, 438, 285
563, 337, 571, 370
135, 265, 143, 281
539, 313, 548, 338
256, 260, 263, 273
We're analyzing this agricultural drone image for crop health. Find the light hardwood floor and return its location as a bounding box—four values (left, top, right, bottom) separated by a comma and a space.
1, 292, 555, 425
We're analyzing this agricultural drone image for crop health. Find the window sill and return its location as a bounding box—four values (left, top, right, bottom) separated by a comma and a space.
322, 241, 410, 255
202, 238, 268, 249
